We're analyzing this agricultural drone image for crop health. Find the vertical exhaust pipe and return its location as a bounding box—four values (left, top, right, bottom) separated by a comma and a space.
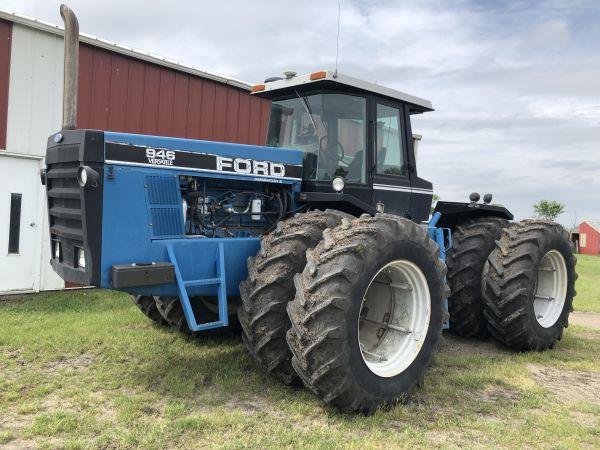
60, 4, 79, 130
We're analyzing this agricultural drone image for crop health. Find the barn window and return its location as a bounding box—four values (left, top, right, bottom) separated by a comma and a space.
8, 193, 22, 254
580, 233, 587, 248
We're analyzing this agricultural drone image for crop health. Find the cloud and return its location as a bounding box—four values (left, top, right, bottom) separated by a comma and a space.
2, 0, 599, 224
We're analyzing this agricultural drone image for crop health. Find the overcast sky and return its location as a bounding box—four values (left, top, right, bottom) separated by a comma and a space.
4, 0, 599, 226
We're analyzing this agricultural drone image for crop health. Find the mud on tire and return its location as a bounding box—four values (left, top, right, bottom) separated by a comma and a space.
447, 217, 509, 337
286, 214, 448, 413
482, 219, 577, 350
237, 210, 351, 385
132, 295, 167, 325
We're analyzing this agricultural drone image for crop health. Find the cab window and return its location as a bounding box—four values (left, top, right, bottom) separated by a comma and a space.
267, 93, 367, 183
376, 104, 405, 176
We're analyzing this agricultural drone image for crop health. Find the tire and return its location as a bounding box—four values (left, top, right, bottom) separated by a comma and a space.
155, 296, 238, 336
482, 219, 577, 350
286, 214, 448, 413
238, 210, 351, 385
132, 295, 167, 325
447, 217, 509, 338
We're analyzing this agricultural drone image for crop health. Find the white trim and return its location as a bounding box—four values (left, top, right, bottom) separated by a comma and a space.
373, 184, 412, 193
373, 184, 433, 195
0, 9, 251, 91
0, 151, 44, 160
255, 70, 433, 111
104, 160, 302, 182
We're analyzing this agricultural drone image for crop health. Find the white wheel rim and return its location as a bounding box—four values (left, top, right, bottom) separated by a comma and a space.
534, 250, 568, 328
358, 260, 431, 378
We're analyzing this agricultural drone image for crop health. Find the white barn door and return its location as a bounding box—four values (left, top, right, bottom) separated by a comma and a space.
0, 157, 43, 293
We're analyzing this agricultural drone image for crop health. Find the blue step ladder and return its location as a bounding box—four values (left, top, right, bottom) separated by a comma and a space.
166, 242, 229, 331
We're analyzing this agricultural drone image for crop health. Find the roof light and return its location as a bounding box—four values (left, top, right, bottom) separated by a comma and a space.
251, 84, 265, 92
309, 71, 327, 80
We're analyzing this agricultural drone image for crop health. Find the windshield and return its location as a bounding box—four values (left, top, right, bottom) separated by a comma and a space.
266, 93, 367, 183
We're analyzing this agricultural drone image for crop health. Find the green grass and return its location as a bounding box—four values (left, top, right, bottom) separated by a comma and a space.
0, 255, 598, 448
574, 254, 600, 313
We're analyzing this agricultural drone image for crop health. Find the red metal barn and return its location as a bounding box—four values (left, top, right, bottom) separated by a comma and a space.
578, 222, 600, 256
0, 10, 270, 294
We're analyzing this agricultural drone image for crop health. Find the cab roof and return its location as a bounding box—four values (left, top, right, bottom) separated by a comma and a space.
251, 70, 434, 113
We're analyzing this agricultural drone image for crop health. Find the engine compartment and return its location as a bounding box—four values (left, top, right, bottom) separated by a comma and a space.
179, 176, 293, 238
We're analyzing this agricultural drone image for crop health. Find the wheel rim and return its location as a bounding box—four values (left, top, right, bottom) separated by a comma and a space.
358, 259, 431, 378
534, 250, 568, 328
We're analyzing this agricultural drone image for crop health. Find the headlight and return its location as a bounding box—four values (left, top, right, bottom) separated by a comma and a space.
77, 165, 99, 187
332, 176, 345, 192
77, 247, 86, 269
53, 241, 61, 260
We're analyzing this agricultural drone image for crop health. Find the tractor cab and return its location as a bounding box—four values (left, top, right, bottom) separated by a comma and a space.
252, 70, 434, 221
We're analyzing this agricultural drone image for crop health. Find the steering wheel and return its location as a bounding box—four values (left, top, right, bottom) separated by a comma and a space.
319, 136, 345, 162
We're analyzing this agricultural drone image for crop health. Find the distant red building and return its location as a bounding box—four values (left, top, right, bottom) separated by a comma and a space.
578, 222, 600, 256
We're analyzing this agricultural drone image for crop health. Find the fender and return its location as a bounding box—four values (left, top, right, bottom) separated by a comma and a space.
433, 201, 513, 230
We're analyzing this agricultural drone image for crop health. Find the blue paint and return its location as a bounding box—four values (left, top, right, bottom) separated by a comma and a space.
167, 242, 229, 331
98, 133, 303, 331
427, 215, 452, 330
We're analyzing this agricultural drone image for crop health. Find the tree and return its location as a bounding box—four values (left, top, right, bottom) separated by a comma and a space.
430, 194, 440, 216
533, 200, 565, 221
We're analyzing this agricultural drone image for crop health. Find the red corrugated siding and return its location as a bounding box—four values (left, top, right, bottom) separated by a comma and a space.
77, 44, 270, 145
0, 19, 12, 150
579, 222, 600, 256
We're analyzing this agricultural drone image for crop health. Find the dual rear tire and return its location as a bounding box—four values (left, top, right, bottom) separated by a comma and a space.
286, 215, 447, 413
446, 217, 509, 337
447, 217, 576, 350
239, 212, 447, 412
237, 210, 352, 384
482, 219, 577, 350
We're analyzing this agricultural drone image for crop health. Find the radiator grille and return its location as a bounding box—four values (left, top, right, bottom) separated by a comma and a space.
47, 162, 83, 246
147, 175, 180, 205
146, 175, 184, 238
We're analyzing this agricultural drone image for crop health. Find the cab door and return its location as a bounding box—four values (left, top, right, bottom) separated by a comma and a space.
370, 100, 412, 217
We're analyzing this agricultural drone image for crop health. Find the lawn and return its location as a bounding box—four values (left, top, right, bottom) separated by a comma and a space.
0, 256, 598, 449
573, 254, 600, 313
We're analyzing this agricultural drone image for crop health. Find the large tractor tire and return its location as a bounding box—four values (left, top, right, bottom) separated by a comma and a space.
446, 217, 509, 337
132, 295, 167, 325
238, 210, 351, 385
155, 296, 239, 337
287, 214, 448, 413
482, 219, 577, 350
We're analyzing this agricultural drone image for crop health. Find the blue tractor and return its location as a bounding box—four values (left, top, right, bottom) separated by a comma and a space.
43, 6, 577, 413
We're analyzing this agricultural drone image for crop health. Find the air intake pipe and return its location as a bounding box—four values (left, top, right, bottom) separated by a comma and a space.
60, 4, 79, 130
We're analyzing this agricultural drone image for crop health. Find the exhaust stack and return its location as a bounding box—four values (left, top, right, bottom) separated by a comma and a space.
60, 4, 79, 130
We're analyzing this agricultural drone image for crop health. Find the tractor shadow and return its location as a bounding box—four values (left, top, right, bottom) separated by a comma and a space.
438, 331, 511, 357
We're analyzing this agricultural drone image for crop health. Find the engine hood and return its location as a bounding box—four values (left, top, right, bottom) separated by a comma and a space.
103, 131, 303, 183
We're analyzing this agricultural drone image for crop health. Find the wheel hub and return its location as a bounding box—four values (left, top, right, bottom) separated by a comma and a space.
358, 259, 431, 377
533, 250, 568, 328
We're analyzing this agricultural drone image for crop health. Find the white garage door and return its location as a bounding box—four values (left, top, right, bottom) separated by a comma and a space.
0, 156, 43, 293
